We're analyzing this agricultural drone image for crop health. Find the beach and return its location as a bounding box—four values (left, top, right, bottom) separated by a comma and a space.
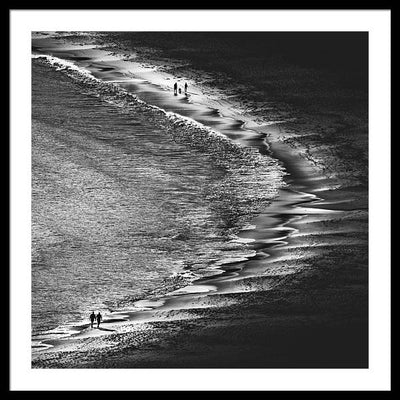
31, 32, 368, 368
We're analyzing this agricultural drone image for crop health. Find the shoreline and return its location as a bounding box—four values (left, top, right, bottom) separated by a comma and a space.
31, 32, 368, 368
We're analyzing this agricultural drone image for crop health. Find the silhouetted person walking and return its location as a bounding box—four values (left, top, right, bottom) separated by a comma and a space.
184, 82, 188, 94
174, 82, 178, 95
96, 312, 102, 328
89, 311, 95, 328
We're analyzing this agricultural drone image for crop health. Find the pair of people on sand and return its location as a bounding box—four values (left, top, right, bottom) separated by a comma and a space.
174, 82, 188, 95
89, 311, 102, 328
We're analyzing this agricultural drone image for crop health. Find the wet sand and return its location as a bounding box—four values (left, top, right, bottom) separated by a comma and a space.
31, 32, 368, 368
33, 198, 368, 368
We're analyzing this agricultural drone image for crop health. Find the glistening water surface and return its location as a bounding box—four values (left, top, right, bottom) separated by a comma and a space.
32, 58, 284, 337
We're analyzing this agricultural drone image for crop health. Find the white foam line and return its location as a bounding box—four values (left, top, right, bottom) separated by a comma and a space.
32, 54, 94, 79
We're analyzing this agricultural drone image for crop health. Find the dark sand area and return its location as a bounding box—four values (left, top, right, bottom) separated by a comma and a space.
32, 32, 368, 368
105, 32, 368, 188
109, 32, 368, 99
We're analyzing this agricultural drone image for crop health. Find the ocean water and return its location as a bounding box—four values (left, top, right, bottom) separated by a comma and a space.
32, 57, 284, 336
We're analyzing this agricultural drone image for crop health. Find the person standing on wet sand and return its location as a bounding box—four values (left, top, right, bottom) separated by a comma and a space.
89, 311, 96, 328
174, 82, 178, 95
96, 312, 102, 328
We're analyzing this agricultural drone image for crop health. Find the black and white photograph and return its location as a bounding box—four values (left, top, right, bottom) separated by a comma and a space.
10, 9, 391, 391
